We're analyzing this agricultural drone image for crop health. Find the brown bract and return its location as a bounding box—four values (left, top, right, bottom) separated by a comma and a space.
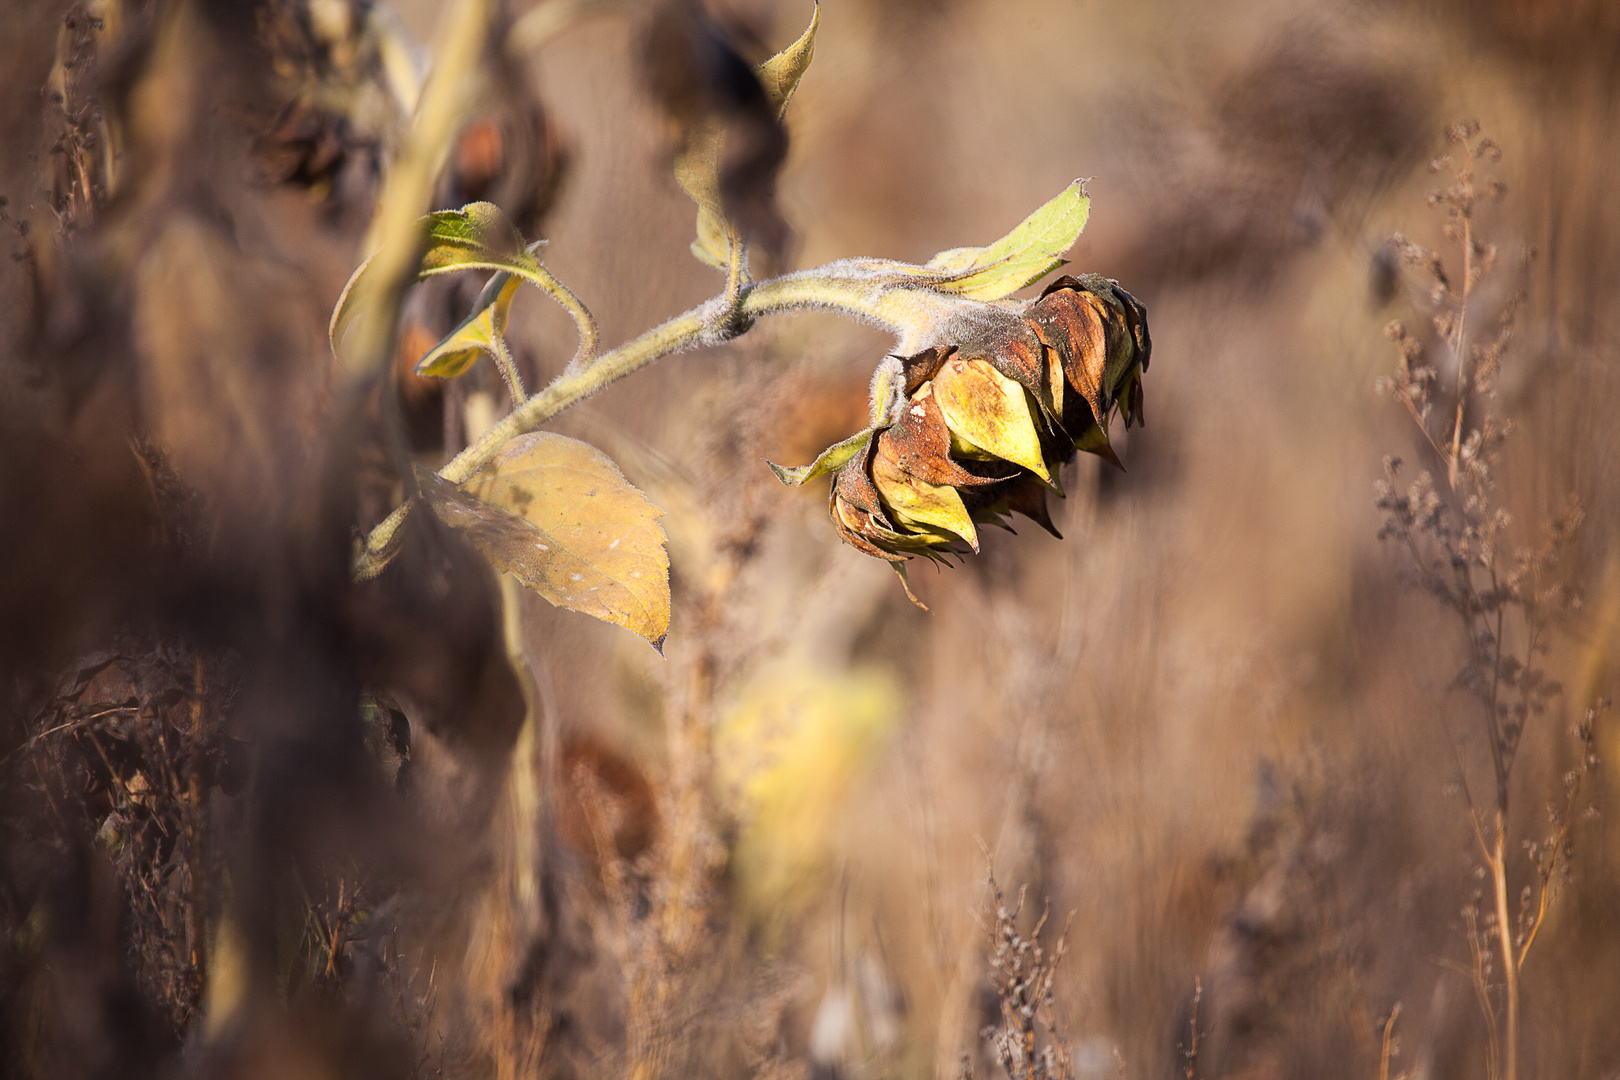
790, 273, 1151, 575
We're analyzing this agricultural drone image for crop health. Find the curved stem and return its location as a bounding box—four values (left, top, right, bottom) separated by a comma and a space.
517, 254, 599, 373
353, 262, 968, 578
487, 333, 526, 403
1492, 815, 1519, 1080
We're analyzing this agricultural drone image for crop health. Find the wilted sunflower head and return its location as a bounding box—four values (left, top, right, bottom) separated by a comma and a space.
773, 274, 1150, 586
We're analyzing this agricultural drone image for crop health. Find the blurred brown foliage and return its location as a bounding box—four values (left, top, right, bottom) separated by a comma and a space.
2, 1, 1619, 1080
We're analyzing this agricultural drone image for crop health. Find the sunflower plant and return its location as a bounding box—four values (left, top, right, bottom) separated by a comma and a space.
335, 0, 1152, 641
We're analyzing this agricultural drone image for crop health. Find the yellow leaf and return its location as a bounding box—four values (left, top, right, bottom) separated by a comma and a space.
870, 436, 979, 550
414, 270, 523, 378
925, 180, 1091, 301
755, 2, 818, 120
416, 433, 670, 649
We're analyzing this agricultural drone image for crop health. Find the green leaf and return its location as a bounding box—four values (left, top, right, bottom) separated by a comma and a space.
677, 3, 818, 269
415, 271, 523, 378
331, 203, 546, 359
419, 201, 528, 272
767, 428, 874, 487
416, 433, 671, 650
925, 180, 1091, 301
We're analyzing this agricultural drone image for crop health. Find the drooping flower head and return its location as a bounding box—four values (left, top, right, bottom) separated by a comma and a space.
774, 274, 1149, 602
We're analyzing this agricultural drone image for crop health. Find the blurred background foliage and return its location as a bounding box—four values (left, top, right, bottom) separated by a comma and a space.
1, 0, 1618, 1078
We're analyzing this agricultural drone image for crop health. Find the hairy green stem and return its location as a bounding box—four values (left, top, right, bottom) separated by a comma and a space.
487, 332, 526, 404
517, 253, 599, 373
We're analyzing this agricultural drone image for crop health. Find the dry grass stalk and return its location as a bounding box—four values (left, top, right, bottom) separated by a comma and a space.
964, 871, 1075, 1080
1375, 120, 1605, 1080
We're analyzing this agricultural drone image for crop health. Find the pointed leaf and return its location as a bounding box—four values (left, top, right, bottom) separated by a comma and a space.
870, 436, 979, 550
416, 434, 670, 649
925, 180, 1091, 301
1075, 422, 1123, 471
756, 2, 818, 119
768, 428, 874, 486
675, 4, 816, 269
932, 357, 1051, 482
885, 384, 1013, 488
415, 271, 523, 378
890, 562, 930, 611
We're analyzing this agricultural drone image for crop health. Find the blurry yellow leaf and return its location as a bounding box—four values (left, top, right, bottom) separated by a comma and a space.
677, 3, 817, 269
416, 433, 670, 650
716, 663, 900, 918
926, 180, 1091, 301
414, 270, 523, 378
756, 1, 818, 119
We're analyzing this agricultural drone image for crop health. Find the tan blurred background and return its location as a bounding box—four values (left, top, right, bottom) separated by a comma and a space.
3, 0, 1619, 1077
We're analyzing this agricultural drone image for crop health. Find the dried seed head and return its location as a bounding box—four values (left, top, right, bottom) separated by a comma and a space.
774, 275, 1150, 583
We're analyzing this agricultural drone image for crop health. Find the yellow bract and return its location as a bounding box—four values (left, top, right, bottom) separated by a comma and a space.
870, 449, 978, 549
931, 358, 1051, 482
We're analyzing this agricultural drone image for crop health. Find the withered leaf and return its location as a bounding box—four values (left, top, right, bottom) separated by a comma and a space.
755, 1, 818, 120
885, 384, 1013, 489
1031, 282, 1110, 421
871, 463, 978, 550
416, 433, 670, 650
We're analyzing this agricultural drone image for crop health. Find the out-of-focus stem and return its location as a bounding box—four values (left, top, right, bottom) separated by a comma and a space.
343, 0, 492, 380
1491, 816, 1519, 1080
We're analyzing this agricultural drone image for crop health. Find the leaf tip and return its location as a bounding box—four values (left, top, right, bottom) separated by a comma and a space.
765, 459, 806, 486
892, 563, 931, 612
